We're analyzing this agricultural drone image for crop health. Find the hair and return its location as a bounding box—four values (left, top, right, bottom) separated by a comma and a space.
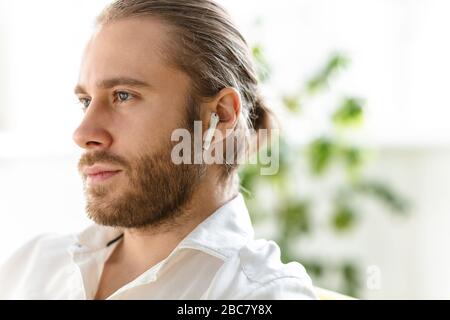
96, 0, 275, 176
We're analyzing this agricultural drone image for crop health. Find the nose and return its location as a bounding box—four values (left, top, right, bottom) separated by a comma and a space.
73, 103, 113, 151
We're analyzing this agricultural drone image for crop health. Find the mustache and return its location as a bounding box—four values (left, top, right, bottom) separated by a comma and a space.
78, 150, 131, 173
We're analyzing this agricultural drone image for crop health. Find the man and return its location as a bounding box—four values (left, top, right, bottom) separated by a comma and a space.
0, 0, 316, 300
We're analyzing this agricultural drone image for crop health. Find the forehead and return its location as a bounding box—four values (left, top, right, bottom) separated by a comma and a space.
79, 17, 174, 84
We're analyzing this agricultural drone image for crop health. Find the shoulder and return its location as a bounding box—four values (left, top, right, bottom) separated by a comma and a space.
0, 233, 75, 297
237, 239, 317, 299
1, 233, 74, 264
0, 232, 74, 271
205, 239, 317, 300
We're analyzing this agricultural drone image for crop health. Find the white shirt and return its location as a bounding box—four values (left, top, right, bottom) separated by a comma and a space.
0, 194, 317, 300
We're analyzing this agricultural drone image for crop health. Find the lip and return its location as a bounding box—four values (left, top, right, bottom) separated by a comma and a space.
83, 165, 122, 185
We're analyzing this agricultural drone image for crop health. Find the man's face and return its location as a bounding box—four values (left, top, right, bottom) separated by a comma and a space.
73, 18, 204, 229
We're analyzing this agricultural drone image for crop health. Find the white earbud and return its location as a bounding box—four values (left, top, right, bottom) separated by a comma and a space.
203, 112, 220, 151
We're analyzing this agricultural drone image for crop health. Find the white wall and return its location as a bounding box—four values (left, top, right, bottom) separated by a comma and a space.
362, 148, 450, 299
297, 147, 450, 299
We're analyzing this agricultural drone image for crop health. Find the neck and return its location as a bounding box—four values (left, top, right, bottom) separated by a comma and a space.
111, 171, 239, 272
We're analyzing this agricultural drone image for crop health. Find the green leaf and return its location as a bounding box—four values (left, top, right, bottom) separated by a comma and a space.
354, 181, 409, 213
306, 53, 350, 94
280, 200, 311, 236
340, 261, 361, 298
332, 204, 357, 232
282, 94, 302, 113
333, 97, 364, 127
303, 260, 325, 279
308, 137, 335, 175
339, 146, 366, 173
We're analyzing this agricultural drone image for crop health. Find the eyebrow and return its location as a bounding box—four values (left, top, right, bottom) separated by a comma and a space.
74, 77, 151, 94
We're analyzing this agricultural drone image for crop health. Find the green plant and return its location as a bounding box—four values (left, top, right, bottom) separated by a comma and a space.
240, 47, 409, 298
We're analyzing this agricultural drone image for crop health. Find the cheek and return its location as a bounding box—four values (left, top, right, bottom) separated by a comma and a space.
112, 103, 181, 154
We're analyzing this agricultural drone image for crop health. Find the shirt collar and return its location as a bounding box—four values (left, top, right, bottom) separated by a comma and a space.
73, 193, 254, 260
178, 193, 254, 259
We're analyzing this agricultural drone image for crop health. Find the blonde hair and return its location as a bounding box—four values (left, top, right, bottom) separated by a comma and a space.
97, 0, 274, 174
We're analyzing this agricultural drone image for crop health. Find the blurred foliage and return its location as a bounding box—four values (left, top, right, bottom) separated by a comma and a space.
333, 98, 364, 127
307, 53, 349, 94
239, 44, 409, 298
252, 44, 272, 83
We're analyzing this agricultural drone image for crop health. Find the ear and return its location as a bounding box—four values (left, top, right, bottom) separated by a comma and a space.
201, 87, 242, 144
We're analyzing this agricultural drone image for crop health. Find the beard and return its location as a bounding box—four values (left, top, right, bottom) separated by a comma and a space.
77, 100, 206, 230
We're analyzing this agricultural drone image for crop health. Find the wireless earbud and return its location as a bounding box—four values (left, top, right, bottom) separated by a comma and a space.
203, 112, 220, 151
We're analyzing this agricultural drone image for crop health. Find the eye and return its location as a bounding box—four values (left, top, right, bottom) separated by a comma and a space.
115, 91, 133, 103
78, 97, 91, 110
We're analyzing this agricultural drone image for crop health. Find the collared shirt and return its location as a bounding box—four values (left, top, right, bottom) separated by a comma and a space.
0, 194, 317, 300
